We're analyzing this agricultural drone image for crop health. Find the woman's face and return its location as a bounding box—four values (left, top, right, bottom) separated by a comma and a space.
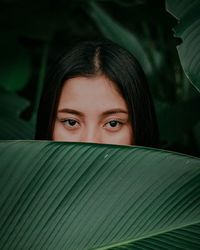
52, 75, 134, 145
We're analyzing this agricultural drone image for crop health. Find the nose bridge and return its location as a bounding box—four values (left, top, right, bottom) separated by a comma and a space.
82, 125, 100, 143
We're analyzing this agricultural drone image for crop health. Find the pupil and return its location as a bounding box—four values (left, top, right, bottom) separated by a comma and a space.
69, 120, 76, 126
110, 121, 117, 127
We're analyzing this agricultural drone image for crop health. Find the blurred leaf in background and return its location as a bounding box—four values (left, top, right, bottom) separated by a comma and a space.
88, 1, 153, 75
0, 31, 31, 92
0, 91, 34, 139
165, 0, 200, 154
166, 0, 200, 93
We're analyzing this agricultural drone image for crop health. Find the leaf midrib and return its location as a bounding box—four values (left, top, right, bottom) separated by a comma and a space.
91, 220, 200, 250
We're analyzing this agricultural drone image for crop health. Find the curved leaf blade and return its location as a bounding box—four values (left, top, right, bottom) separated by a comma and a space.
166, 0, 200, 93
0, 91, 35, 139
0, 141, 199, 249
89, 2, 152, 75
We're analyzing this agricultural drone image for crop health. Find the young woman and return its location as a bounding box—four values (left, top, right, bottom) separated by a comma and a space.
35, 40, 159, 147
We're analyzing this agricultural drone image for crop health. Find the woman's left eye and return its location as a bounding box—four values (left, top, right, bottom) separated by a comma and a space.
105, 120, 122, 129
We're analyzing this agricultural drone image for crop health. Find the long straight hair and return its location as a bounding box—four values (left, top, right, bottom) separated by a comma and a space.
35, 40, 159, 147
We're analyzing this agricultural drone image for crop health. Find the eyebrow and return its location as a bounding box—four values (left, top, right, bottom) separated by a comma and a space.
58, 108, 128, 117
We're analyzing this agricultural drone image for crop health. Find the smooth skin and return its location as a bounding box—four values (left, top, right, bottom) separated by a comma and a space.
53, 75, 134, 145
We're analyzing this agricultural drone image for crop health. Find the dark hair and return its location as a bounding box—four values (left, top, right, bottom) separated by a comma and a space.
35, 39, 159, 147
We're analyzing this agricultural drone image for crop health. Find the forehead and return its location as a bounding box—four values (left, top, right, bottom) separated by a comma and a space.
58, 75, 127, 111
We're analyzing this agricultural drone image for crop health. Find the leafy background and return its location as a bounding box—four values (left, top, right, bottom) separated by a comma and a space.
0, 0, 200, 156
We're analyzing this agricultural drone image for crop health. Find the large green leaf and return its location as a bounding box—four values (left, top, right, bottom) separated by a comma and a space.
0, 141, 199, 249
166, 0, 200, 93
89, 2, 153, 75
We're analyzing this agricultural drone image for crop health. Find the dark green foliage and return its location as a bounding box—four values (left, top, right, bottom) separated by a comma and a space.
0, 141, 200, 249
0, 32, 31, 92
166, 0, 200, 93
0, 91, 34, 139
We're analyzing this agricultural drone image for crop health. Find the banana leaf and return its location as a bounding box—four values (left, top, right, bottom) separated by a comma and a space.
89, 2, 152, 76
166, 0, 200, 93
0, 141, 200, 249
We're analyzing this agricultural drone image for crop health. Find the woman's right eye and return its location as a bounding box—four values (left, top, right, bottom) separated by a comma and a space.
61, 119, 80, 129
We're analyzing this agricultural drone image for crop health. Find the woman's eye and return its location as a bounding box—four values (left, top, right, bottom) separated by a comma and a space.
62, 119, 79, 128
105, 120, 122, 129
